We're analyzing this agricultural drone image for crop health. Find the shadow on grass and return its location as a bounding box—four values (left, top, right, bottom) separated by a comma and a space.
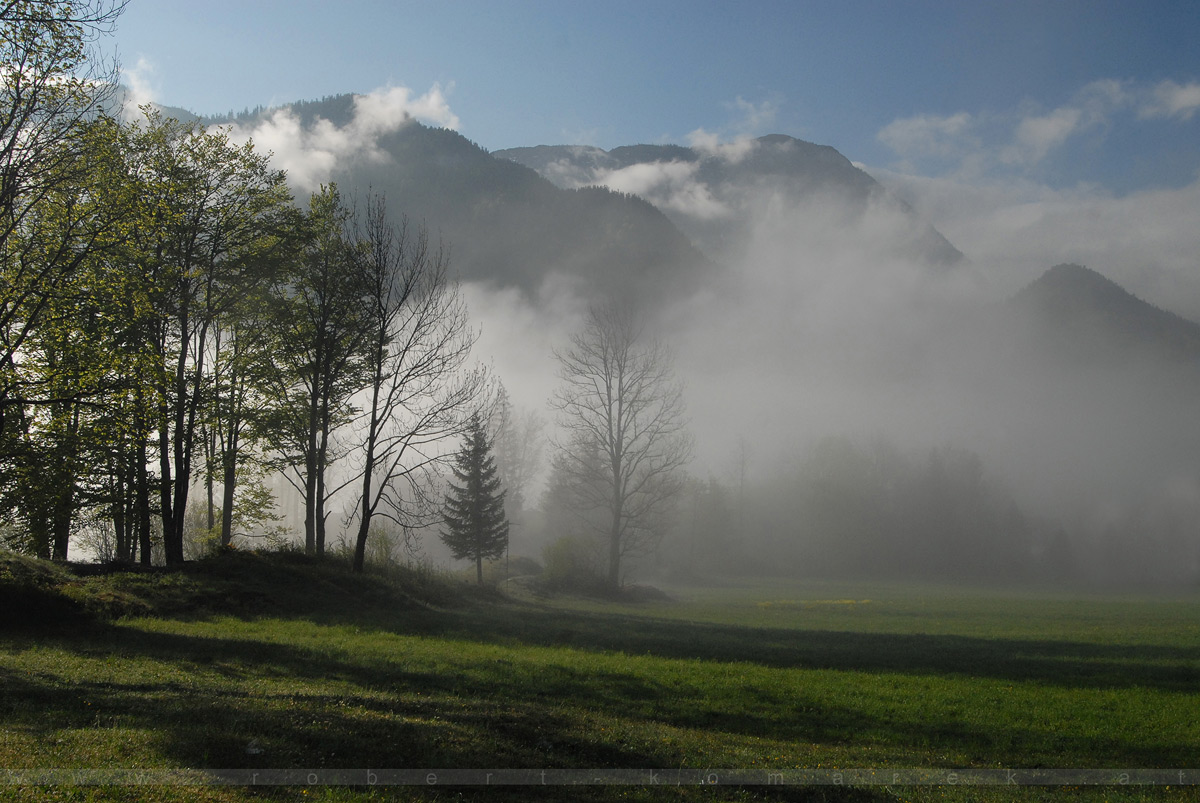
2, 610, 1195, 775
0, 632, 890, 803
418, 602, 1200, 694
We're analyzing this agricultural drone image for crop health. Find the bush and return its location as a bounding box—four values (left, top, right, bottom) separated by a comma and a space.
539, 536, 605, 592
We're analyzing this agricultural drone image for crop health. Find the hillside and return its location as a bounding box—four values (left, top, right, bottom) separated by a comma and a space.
0, 548, 474, 629
207, 97, 715, 303
204, 95, 964, 302
1009, 263, 1200, 365
497, 134, 964, 267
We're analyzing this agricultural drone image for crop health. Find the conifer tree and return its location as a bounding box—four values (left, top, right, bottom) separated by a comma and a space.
441, 414, 509, 584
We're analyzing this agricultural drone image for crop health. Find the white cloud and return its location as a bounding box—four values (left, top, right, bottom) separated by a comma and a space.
354, 83, 460, 132
595, 160, 732, 220
680, 94, 778, 165
876, 111, 978, 169
1141, 80, 1200, 120
1004, 106, 1082, 165
687, 127, 758, 163
878, 78, 1197, 179
120, 56, 158, 120
226, 83, 458, 191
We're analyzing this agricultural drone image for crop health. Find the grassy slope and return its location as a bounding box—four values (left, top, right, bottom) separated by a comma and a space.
1, 551, 1198, 802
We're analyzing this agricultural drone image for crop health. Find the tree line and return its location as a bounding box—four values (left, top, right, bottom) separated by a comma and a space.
0, 3, 696, 591
0, 2, 496, 570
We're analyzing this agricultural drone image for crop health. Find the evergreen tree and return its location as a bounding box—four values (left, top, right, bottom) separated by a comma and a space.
441, 414, 509, 584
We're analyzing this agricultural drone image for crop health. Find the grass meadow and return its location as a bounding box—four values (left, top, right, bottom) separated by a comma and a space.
0, 550, 1197, 802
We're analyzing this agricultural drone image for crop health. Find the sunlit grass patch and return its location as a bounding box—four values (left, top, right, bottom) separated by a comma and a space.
755, 599, 872, 609
3, 554, 1199, 802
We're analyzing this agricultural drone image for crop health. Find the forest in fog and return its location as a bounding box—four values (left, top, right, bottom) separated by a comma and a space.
4, 1, 1200, 592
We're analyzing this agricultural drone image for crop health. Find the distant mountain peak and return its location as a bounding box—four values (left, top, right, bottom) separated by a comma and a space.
495, 135, 963, 267
1011, 263, 1200, 365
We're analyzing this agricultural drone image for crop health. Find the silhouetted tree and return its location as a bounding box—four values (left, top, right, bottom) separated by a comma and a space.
550, 303, 692, 591
346, 194, 485, 573
440, 414, 509, 584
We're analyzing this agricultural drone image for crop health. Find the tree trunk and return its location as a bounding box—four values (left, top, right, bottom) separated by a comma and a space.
352, 427, 376, 574
112, 464, 128, 563
303, 448, 317, 554
205, 425, 216, 536
316, 416, 329, 555
137, 436, 152, 567
220, 446, 237, 548
607, 503, 622, 592
50, 483, 72, 561
353, 515, 369, 573
157, 418, 177, 564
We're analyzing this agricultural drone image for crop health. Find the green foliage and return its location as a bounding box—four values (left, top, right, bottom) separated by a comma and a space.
440, 414, 509, 583
255, 184, 370, 557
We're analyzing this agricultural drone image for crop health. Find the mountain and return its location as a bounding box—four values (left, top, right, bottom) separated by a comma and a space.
203, 96, 964, 300
1009, 263, 1200, 366
206, 96, 714, 302
495, 135, 964, 267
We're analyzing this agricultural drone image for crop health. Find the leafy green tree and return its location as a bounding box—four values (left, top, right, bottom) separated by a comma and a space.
0, 1, 123, 440
119, 112, 292, 565
441, 414, 509, 584
258, 184, 367, 555
0, 115, 136, 561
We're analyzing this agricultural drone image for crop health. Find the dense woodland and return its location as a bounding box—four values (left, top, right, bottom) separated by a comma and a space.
0, 3, 494, 571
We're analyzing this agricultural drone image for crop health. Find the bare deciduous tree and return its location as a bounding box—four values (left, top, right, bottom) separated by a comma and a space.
550, 302, 692, 591
345, 194, 485, 573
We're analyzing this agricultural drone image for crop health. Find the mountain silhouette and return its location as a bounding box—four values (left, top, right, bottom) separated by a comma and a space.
207, 96, 713, 302
496, 134, 964, 267
1010, 263, 1200, 366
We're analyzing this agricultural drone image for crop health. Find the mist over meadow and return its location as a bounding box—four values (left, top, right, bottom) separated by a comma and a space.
201, 87, 1200, 589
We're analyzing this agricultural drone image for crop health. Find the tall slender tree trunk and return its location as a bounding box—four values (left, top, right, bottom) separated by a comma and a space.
608, 505, 622, 591
303, 377, 319, 553
316, 399, 331, 555
205, 424, 216, 535
135, 407, 153, 567
607, 446, 623, 591
112, 456, 128, 563
352, 377, 383, 574
303, 441, 317, 554
157, 415, 175, 563
219, 433, 237, 547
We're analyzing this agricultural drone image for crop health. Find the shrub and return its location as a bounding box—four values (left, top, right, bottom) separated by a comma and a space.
539, 536, 605, 592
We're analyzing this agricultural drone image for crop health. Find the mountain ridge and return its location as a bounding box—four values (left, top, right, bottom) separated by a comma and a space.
202, 96, 714, 301
1010, 263, 1200, 366
496, 134, 964, 267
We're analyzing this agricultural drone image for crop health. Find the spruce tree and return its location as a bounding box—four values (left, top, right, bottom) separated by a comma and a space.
441, 414, 509, 584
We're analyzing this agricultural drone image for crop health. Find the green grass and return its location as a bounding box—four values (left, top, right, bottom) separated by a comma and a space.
1, 550, 1198, 802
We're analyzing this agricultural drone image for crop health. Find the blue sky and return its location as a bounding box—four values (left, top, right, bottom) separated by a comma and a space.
112, 0, 1199, 195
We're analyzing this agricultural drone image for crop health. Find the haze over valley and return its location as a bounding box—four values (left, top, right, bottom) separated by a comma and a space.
156, 85, 1200, 588
7, 7, 1200, 798
5, 1, 1200, 590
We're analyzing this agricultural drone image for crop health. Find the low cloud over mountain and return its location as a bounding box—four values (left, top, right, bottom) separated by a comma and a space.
496, 134, 963, 268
